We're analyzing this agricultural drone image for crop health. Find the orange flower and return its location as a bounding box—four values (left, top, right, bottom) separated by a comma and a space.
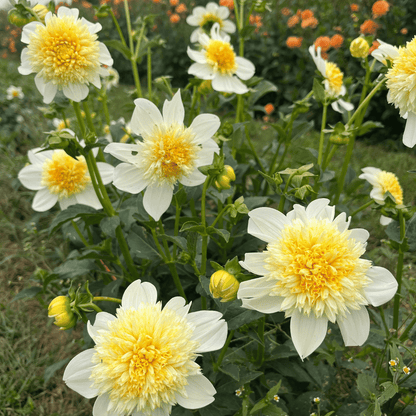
360, 19, 379, 35
314, 36, 331, 52
321, 51, 329, 60
401, 28, 408, 35
281, 7, 291, 16
249, 15, 262, 28
170, 13, 180, 23
169, 0, 179, 5
334, 26, 342, 32
81, 0, 92, 8
287, 15, 300, 27
296, 9, 301, 17
368, 40, 380, 54
286, 36, 303, 49
372, 0, 389, 18
175, 3, 187, 13
1, 51, 8, 59
219, 0, 234, 10
350, 4, 359, 12
301, 9, 314, 20
301, 17, 318, 28
330, 34, 344, 49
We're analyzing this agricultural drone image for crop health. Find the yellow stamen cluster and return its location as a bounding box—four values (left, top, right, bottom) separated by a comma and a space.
206, 40, 237, 75
27, 15, 100, 86
377, 171, 403, 204
91, 304, 200, 415
200, 13, 224, 28
265, 218, 372, 322
140, 123, 200, 186
41, 150, 90, 198
325, 62, 344, 96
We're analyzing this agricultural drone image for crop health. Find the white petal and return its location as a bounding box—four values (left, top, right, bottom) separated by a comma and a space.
59, 196, 78, 210
113, 163, 149, 194
87, 312, 116, 341
21, 21, 43, 44
143, 184, 173, 221
235, 57, 255, 81
93, 394, 110, 416
338, 98, 354, 112
189, 114, 220, 144
32, 188, 58, 211
240, 252, 269, 276
237, 276, 277, 299
187, 47, 207, 64
176, 374, 216, 409
242, 293, 283, 314
121, 280, 158, 309
380, 215, 393, 226
104, 143, 141, 163
221, 20, 236, 33
333, 212, 351, 233
212, 74, 248, 94
96, 162, 114, 185
63, 349, 99, 398
188, 62, 215, 79
248, 207, 289, 243
290, 310, 328, 360
364, 266, 398, 306
131, 98, 163, 137
217, 6, 230, 19
163, 297, 191, 318
90, 73, 101, 89
186, 15, 199, 26
75, 187, 103, 210
99, 42, 114, 66
338, 307, 370, 346
162, 90, 184, 125
18, 165, 43, 190
206, 2, 218, 13
348, 228, 370, 244
62, 83, 89, 102
57, 6, 79, 19
190, 28, 204, 43
180, 169, 206, 186
35, 75, 58, 104
403, 112, 416, 148
195, 142, 218, 167
81, 17, 102, 34
28, 148, 53, 165
305, 198, 331, 219
18, 49, 34, 75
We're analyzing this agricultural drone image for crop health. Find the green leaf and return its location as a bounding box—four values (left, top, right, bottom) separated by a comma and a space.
100, 216, 120, 239
249, 80, 278, 105
44, 358, 70, 384
259, 405, 287, 416
180, 221, 206, 234
127, 226, 161, 260
54, 259, 98, 279
250, 400, 268, 414
12, 286, 42, 302
207, 226, 230, 242
356, 121, 384, 137
219, 363, 240, 381
357, 373, 378, 400
313, 78, 326, 104
378, 381, 398, 405
265, 380, 282, 401
161, 235, 187, 251
103, 39, 132, 60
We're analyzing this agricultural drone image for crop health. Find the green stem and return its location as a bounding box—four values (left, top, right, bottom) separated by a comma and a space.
317, 103, 328, 167
147, 47, 152, 101
172, 194, 182, 259
322, 144, 338, 170
200, 177, 210, 277
72, 101, 86, 137
276, 143, 290, 171
82, 100, 96, 135
189, 86, 199, 123
214, 330, 235, 371
110, 9, 127, 47
93, 296, 122, 303
393, 210, 406, 331
350, 200, 374, 217
115, 225, 140, 282
238, 0, 244, 56
71, 220, 89, 247
211, 205, 230, 228
400, 316, 416, 342
244, 126, 265, 171
256, 317, 265, 366
101, 89, 111, 125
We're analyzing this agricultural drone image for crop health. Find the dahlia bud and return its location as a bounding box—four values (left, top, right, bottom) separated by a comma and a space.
33, 4, 48, 22
209, 270, 239, 302
8, 8, 35, 27
48, 296, 76, 330
350, 37, 370, 58
214, 165, 236, 191
329, 134, 349, 145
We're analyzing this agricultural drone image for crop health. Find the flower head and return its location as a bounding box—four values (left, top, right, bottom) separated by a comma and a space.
219, 0, 234, 11
301, 9, 314, 20
264, 103, 275, 114
281, 7, 291, 16
330, 34, 344, 49
63, 280, 227, 416
301, 16, 319, 29
350, 4, 359, 12
6, 85, 24, 100
48, 296, 76, 330
237, 199, 397, 359
309, 46, 354, 113
403, 366, 411, 374
286, 36, 303, 49
350, 37, 370, 58
287, 15, 300, 28
187, 23, 255, 94
105, 91, 220, 221
314, 36, 331, 52
18, 141, 114, 212
103, 67, 119, 90
360, 19, 379, 35
210, 270, 239, 302
186, 2, 236, 43
52, 118, 70, 131
170, 13, 180, 23
18, 7, 113, 103
372, 0, 389, 18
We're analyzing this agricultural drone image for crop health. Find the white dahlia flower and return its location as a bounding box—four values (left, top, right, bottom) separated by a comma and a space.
18, 7, 113, 103
63, 280, 228, 416
371, 39, 399, 66
237, 199, 397, 360
187, 23, 255, 94
186, 2, 236, 43
104, 90, 220, 221
309, 45, 354, 113
6, 85, 24, 100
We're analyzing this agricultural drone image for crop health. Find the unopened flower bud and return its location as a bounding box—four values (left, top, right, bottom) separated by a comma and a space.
329, 134, 349, 145
198, 80, 212, 95
350, 37, 369, 58
209, 270, 239, 302
48, 296, 76, 330
215, 165, 236, 190
223, 165, 236, 181
33, 4, 48, 22
8, 8, 35, 27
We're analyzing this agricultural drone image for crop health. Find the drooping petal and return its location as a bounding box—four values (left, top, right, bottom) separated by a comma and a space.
240, 252, 269, 276
32, 188, 58, 212
143, 184, 173, 221
403, 111, 416, 148
63, 349, 99, 398
121, 280, 158, 309
62, 83, 89, 103
188, 62, 215, 79
348, 228, 370, 244
113, 163, 149, 194
59, 196, 78, 210
187, 46, 208, 64
290, 310, 328, 360
35, 75, 58, 104
162, 90, 185, 125
189, 114, 220, 144
212, 73, 248, 94
247, 207, 289, 243
175, 374, 216, 409
131, 99, 163, 137
338, 307, 370, 346
235, 57, 255, 81
237, 276, 277, 299
18, 165, 44, 190
195, 141, 219, 166
364, 266, 397, 306
93, 394, 111, 416
179, 169, 206, 187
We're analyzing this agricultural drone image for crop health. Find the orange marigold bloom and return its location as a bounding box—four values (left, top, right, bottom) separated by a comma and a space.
301, 17, 318, 29
330, 34, 344, 49
219, 0, 234, 10
315, 36, 331, 52
170, 13, 180, 23
360, 19, 379, 35
372, 0, 389, 18
281, 7, 291, 16
286, 36, 303, 49
301, 9, 314, 20
321, 51, 329, 60
401, 28, 408, 35
170, 0, 179, 5
175, 3, 187, 13
287, 15, 300, 27
350, 4, 359, 12
368, 40, 380, 54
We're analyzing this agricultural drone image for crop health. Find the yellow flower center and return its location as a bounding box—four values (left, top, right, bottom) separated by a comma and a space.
200, 13, 224, 29
325, 62, 343, 95
27, 14, 101, 86
265, 218, 371, 322
41, 150, 90, 198
140, 123, 200, 186
12, 90, 20, 97
377, 171, 403, 204
206, 40, 237, 74
91, 304, 200, 415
